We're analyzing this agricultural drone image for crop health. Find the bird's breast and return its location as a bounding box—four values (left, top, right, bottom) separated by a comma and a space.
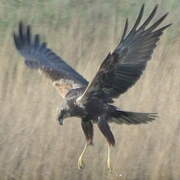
84, 99, 106, 117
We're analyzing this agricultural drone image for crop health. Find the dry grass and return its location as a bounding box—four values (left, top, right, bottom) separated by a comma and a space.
0, 0, 180, 179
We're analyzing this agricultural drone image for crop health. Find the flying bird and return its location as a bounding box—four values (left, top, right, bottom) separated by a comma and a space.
13, 4, 171, 171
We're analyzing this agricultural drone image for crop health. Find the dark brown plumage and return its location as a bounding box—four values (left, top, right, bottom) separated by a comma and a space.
79, 4, 171, 105
13, 4, 171, 170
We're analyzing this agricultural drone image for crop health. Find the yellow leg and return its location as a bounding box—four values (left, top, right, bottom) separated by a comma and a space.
78, 143, 88, 169
107, 144, 112, 173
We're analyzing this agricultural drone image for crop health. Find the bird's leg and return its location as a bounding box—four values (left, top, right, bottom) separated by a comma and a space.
78, 143, 88, 169
79, 119, 93, 169
97, 116, 115, 172
107, 144, 112, 173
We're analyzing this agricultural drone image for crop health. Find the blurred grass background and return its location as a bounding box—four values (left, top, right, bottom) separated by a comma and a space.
0, 0, 180, 179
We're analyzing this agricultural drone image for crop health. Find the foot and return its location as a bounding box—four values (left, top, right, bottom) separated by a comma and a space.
78, 143, 88, 169
107, 160, 113, 173
78, 158, 85, 169
107, 144, 113, 173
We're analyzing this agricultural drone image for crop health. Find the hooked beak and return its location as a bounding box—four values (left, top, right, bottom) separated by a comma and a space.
59, 118, 64, 125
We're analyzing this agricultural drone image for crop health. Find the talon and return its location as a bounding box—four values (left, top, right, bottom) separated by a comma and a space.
107, 159, 113, 173
78, 143, 88, 170
78, 158, 85, 169
107, 165, 113, 173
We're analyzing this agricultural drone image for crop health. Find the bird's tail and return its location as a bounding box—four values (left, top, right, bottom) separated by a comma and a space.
109, 108, 157, 125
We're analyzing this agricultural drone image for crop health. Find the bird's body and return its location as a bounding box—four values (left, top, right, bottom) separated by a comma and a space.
13, 4, 171, 171
61, 88, 157, 147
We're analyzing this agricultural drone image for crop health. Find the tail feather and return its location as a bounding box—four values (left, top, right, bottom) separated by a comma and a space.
110, 109, 157, 125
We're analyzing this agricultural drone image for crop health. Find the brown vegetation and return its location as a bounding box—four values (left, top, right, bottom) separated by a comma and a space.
0, 0, 180, 179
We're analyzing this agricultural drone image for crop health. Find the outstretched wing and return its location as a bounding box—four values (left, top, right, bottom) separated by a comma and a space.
14, 23, 88, 98
78, 4, 171, 104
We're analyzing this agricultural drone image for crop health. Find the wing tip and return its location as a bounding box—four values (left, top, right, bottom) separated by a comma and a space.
147, 12, 170, 32
133, 3, 145, 31
141, 3, 145, 10
120, 18, 129, 42
14, 22, 43, 50
13, 32, 19, 49
154, 4, 159, 9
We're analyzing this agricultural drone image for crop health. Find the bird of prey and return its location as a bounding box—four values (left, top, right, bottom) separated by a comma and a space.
13, 4, 171, 171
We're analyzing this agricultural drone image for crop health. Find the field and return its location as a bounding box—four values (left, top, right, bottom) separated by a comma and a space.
0, 0, 180, 179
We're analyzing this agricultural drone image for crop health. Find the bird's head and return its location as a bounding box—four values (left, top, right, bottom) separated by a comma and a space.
57, 102, 71, 125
